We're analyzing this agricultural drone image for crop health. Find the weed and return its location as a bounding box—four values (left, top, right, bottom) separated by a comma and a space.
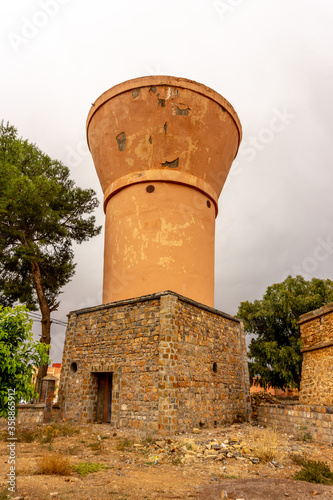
73, 462, 107, 477
17, 422, 80, 445
88, 441, 103, 454
171, 455, 182, 466
109, 493, 128, 500
0, 487, 10, 500
292, 456, 333, 485
301, 432, 312, 442
297, 425, 312, 442
36, 453, 72, 475
220, 474, 238, 479
64, 445, 81, 456
40, 423, 80, 442
116, 438, 134, 451
140, 435, 156, 446
17, 427, 39, 443
0, 430, 8, 442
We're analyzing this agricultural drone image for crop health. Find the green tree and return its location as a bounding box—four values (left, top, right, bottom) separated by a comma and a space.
237, 275, 333, 390
0, 305, 50, 417
0, 122, 101, 394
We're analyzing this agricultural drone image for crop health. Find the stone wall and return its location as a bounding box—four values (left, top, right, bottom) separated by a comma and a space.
58, 291, 251, 434
257, 404, 333, 445
299, 302, 333, 405
175, 297, 250, 429
0, 404, 45, 428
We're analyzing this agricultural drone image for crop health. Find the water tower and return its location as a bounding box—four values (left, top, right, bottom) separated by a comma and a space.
58, 77, 250, 433
86, 76, 241, 307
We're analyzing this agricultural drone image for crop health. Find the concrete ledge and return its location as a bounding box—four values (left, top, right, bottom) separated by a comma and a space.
298, 301, 333, 324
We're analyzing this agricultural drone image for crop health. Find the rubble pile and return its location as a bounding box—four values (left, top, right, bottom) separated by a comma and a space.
131, 435, 263, 466
251, 392, 280, 420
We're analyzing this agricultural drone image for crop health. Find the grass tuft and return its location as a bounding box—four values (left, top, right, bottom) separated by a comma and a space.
292, 456, 333, 484
251, 427, 282, 463
36, 453, 72, 475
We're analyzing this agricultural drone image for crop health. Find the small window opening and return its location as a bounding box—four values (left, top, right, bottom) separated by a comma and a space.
212, 362, 217, 373
70, 362, 78, 374
207, 200, 211, 208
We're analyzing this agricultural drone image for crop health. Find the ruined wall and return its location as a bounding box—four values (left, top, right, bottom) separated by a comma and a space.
58, 291, 250, 434
299, 302, 333, 406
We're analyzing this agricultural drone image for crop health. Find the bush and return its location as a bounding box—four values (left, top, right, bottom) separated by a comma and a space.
36, 453, 72, 475
292, 456, 333, 484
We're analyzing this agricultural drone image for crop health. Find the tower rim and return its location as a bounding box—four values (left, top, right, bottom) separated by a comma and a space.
86, 75, 242, 152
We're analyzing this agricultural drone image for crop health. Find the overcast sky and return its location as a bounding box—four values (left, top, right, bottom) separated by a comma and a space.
1, 0, 333, 362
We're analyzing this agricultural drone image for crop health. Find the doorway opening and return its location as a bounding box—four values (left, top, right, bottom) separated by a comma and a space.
96, 373, 113, 423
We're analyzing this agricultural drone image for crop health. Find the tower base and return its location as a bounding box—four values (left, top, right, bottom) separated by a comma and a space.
57, 291, 251, 434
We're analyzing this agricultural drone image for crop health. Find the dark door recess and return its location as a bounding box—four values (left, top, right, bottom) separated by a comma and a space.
96, 373, 113, 423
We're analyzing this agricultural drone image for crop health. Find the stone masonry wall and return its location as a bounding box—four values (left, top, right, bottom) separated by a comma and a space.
257, 404, 333, 445
175, 298, 250, 430
58, 297, 161, 432
299, 302, 333, 406
58, 291, 251, 435
0, 405, 45, 428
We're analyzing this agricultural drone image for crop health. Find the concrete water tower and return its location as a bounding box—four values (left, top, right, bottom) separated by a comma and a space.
86, 76, 241, 307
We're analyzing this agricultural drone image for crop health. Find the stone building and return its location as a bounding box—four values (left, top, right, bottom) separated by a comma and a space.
58, 291, 250, 433
57, 76, 251, 433
299, 301, 333, 406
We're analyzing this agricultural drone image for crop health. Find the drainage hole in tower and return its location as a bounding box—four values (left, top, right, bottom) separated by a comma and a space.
146, 185, 155, 193
207, 200, 211, 208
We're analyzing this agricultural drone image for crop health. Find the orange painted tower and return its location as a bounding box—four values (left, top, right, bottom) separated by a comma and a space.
87, 76, 241, 307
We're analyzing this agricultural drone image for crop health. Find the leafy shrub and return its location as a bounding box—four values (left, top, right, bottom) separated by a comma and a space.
73, 462, 107, 477
292, 456, 333, 484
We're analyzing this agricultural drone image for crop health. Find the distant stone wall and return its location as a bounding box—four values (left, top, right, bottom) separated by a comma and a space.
0, 404, 45, 428
58, 291, 251, 435
257, 404, 333, 445
299, 302, 333, 406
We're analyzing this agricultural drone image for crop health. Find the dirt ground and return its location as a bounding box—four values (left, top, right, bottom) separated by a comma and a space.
1, 422, 332, 500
